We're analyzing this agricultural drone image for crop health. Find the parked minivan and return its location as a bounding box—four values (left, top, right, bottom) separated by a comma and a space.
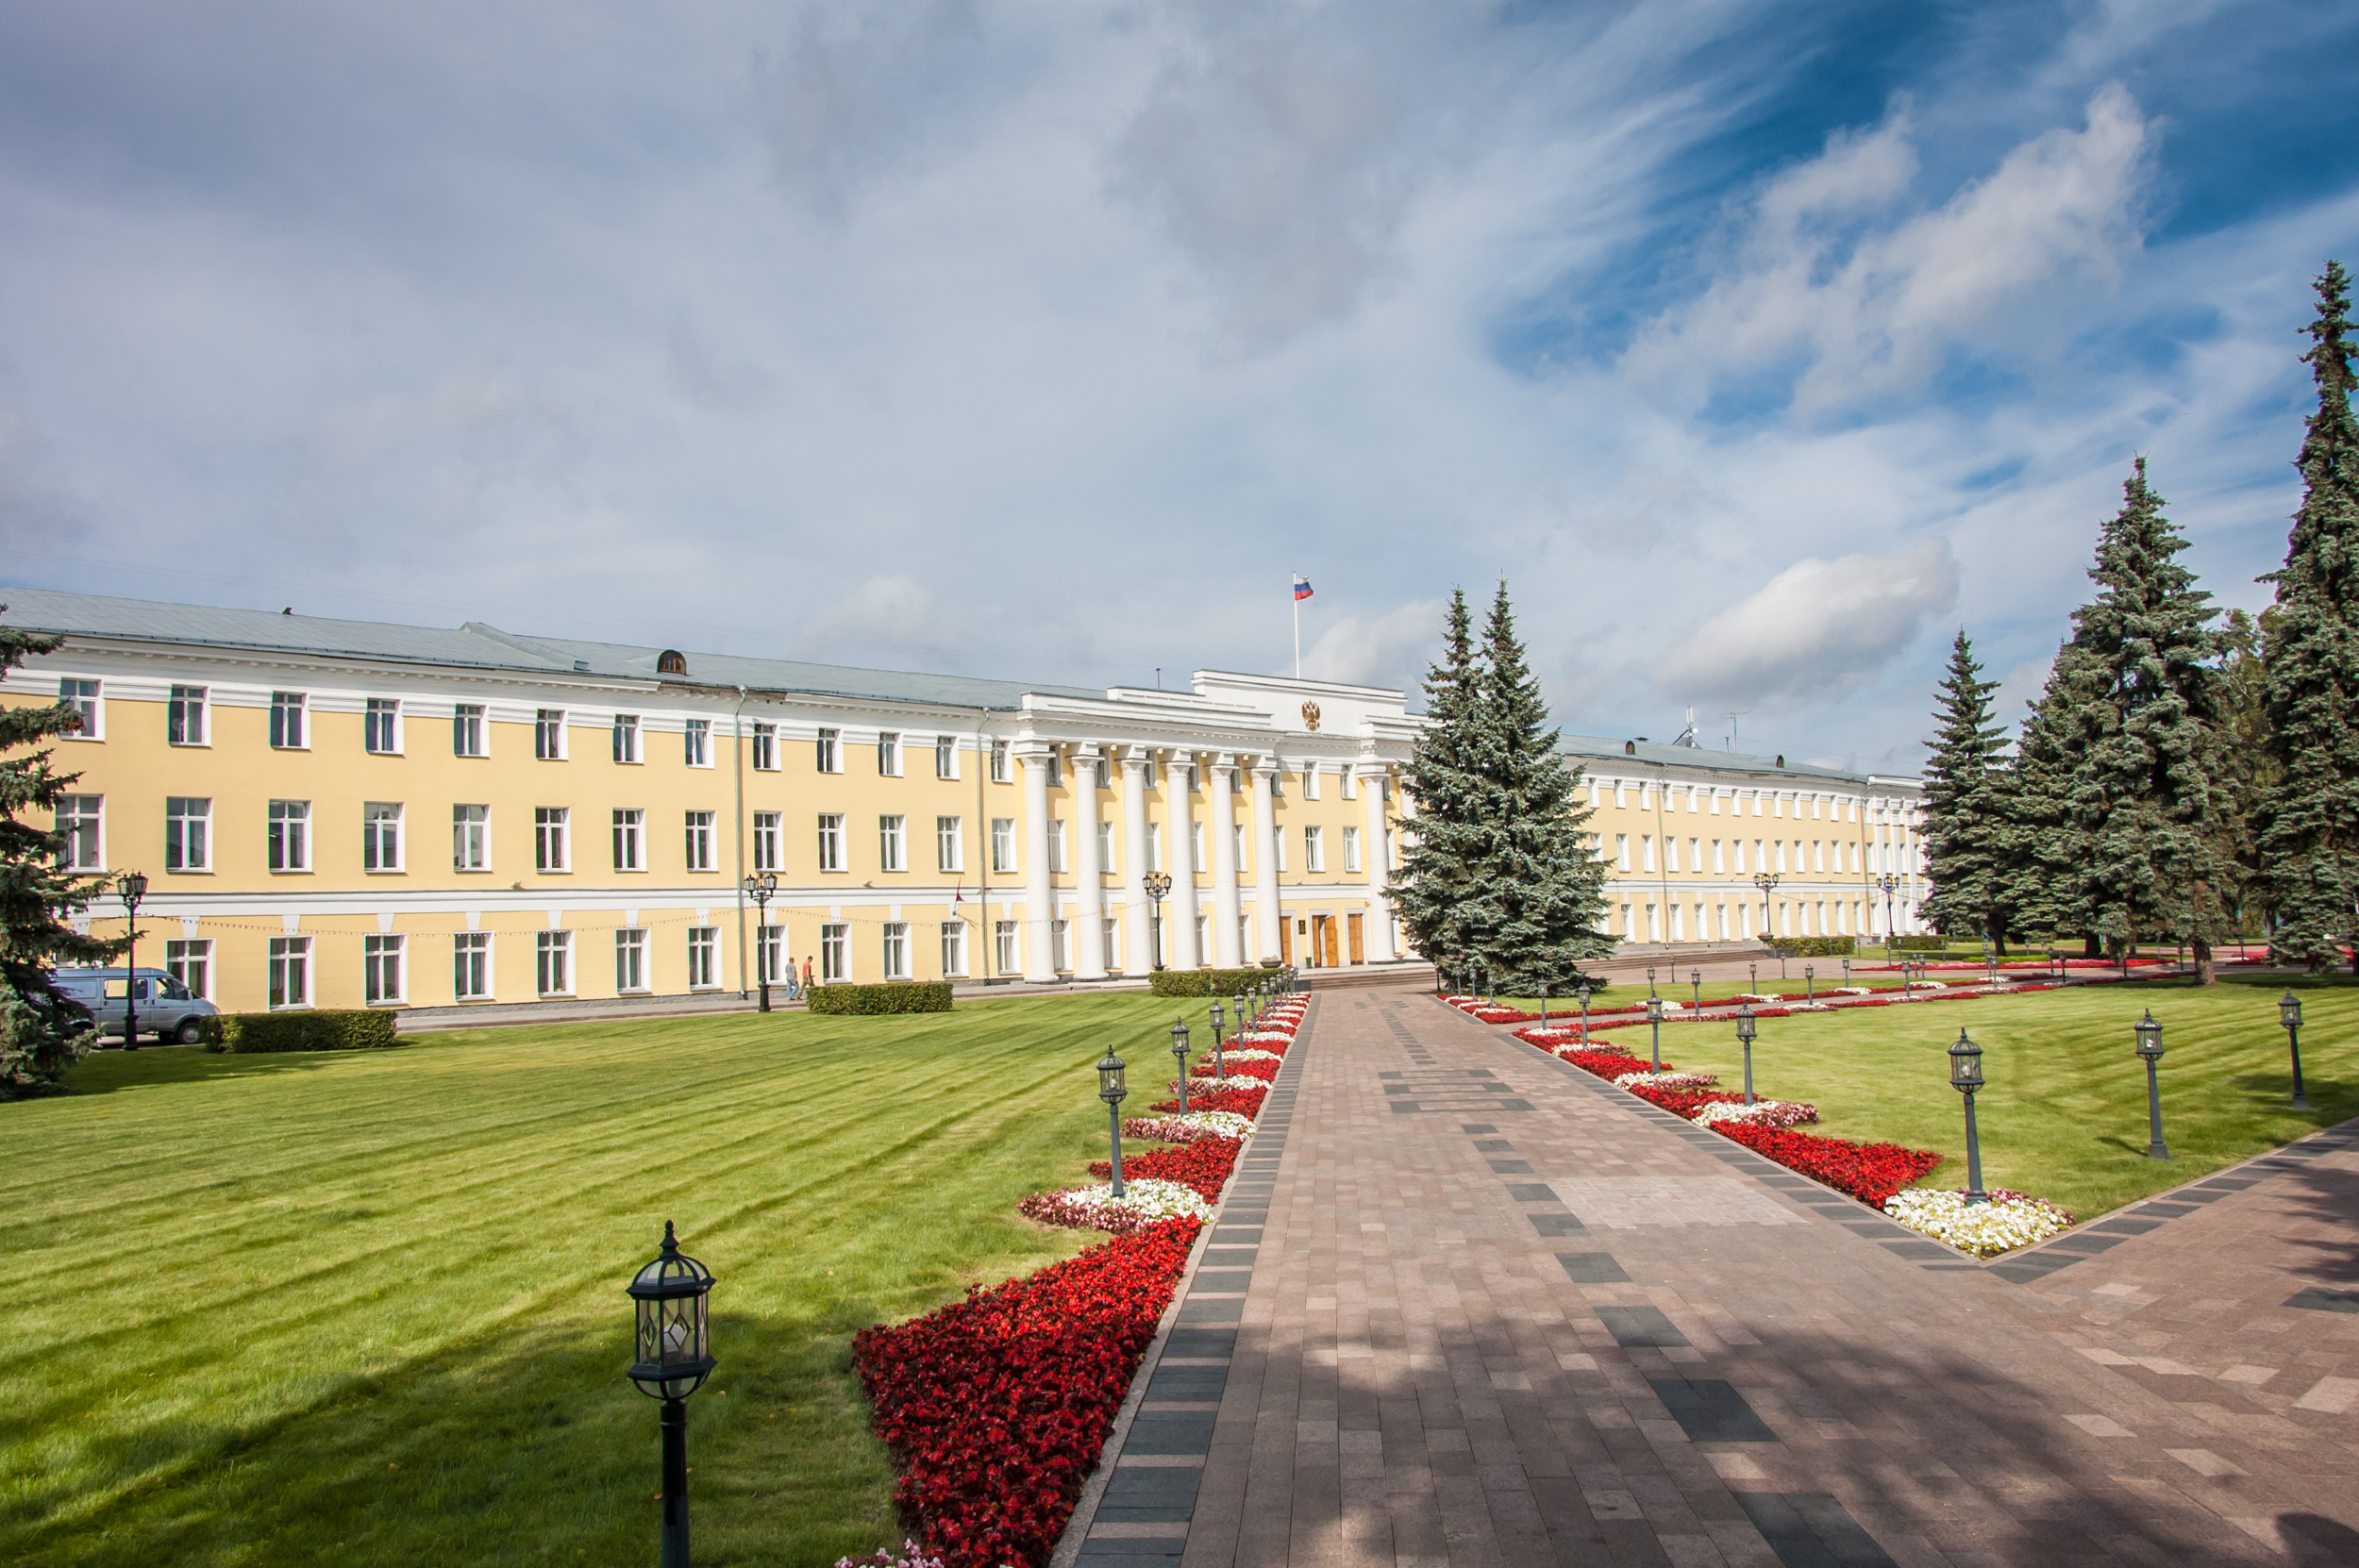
50, 968, 219, 1046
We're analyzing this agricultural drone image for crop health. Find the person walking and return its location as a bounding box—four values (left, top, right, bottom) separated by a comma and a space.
801, 956, 814, 994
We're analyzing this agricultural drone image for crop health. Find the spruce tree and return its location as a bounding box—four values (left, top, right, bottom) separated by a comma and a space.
1463, 582, 1612, 994
2258, 260, 2359, 971
1921, 630, 2012, 948
1997, 640, 2107, 952
1392, 589, 1492, 984
1, 615, 120, 1096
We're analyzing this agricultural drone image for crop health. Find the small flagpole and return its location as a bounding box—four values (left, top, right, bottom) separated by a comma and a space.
1293, 583, 1301, 679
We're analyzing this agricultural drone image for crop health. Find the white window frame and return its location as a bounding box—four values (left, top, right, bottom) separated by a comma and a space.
1051, 918, 1072, 973
939, 919, 967, 977
877, 732, 901, 776
684, 810, 715, 872
1305, 825, 1325, 873
165, 797, 211, 872
1147, 821, 1163, 874
56, 794, 103, 871
268, 800, 311, 873
878, 814, 906, 872
537, 929, 573, 996
365, 697, 400, 755
881, 921, 910, 979
613, 808, 644, 871
758, 924, 786, 985
686, 926, 719, 990
363, 934, 406, 1005
268, 936, 311, 1009
751, 722, 777, 772
453, 704, 486, 758
535, 807, 570, 872
994, 920, 1018, 976
816, 728, 841, 774
616, 927, 649, 993
990, 740, 1009, 782
612, 713, 641, 763
166, 938, 212, 1000
535, 709, 566, 760
59, 678, 101, 741
1191, 822, 1205, 874
937, 815, 962, 873
454, 804, 491, 872
1271, 826, 1286, 873
990, 818, 1015, 874
169, 685, 207, 746
453, 931, 493, 1000
269, 692, 308, 750
684, 719, 711, 768
1303, 766, 1320, 800
1341, 768, 1357, 800
935, 735, 958, 780
1096, 818, 1115, 876
363, 802, 404, 873
817, 813, 845, 873
1343, 824, 1361, 873
1046, 820, 1066, 875
753, 811, 782, 873
821, 922, 848, 981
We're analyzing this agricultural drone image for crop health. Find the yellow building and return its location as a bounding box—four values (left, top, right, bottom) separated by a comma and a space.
2, 590, 1927, 1017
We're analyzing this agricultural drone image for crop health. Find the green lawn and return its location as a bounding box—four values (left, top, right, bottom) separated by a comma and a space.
1621, 979, 2359, 1218
0, 993, 1221, 1568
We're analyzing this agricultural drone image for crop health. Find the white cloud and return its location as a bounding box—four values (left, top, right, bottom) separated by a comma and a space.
1655, 539, 1960, 712
1301, 597, 1445, 692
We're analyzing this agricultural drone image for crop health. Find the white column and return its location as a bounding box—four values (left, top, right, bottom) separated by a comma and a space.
1018, 742, 1056, 981
1073, 745, 1109, 979
1361, 759, 1397, 960
1121, 748, 1154, 974
1249, 759, 1281, 963
1210, 754, 1244, 967
1168, 751, 1202, 969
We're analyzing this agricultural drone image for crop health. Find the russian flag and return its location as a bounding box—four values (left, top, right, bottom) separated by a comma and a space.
1293, 575, 1314, 602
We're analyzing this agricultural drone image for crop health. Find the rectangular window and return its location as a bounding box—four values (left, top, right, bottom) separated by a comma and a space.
937, 815, 962, 873
684, 720, 711, 768
1303, 767, 1320, 800
165, 938, 211, 1000
1343, 825, 1361, 873
1046, 820, 1066, 874
990, 818, 1015, 874
686, 926, 718, 989
994, 920, 1018, 975
1191, 822, 1205, 873
757, 924, 785, 985
877, 732, 901, 776
1046, 752, 1062, 789
616, 928, 648, 993
1188, 762, 1202, 793
1814, 840, 1826, 873
363, 802, 404, 872
364, 697, 400, 754
940, 920, 967, 976
453, 805, 489, 871
1306, 825, 1325, 873
1342, 768, 1358, 800
816, 728, 841, 773
363, 934, 405, 1005
269, 692, 307, 749
535, 709, 565, 760
936, 735, 957, 779
165, 797, 211, 872
59, 678, 100, 740
1712, 839, 1725, 873
453, 932, 493, 999
268, 937, 311, 1009
990, 739, 1010, 782
1143, 757, 1158, 790
1096, 819, 1115, 875
1093, 756, 1110, 791
56, 794, 102, 871
1615, 833, 1630, 872
1665, 837, 1680, 873
1234, 822, 1248, 872
534, 807, 570, 872
453, 705, 486, 758
1051, 918, 1072, 973
537, 930, 573, 995
821, 923, 848, 981
612, 809, 644, 871
751, 722, 777, 772
753, 811, 781, 873
1270, 825, 1285, 872
268, 800, 310, 872
612, 713, 641, 763
817, 813, 845, 872
881, 922, 910, 979
878, 814, 906, 872
684, 810, 715, 872
169, 685, 207, 745
1147, 821, 1163, 874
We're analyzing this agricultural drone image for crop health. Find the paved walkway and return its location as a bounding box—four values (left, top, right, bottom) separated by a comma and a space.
1068, 987, 2359, 1568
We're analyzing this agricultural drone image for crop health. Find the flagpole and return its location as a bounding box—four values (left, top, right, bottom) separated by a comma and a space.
1294, 587, 1301, 680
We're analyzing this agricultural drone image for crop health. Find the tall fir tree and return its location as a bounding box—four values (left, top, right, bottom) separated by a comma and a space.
1462, 582, 1612, 994
1392, 589, 1493, 980
1998, 640, 2108, 951
2, 615, 121, 1096
1920, 630, 2013, 947
2258, 259, 2359, 971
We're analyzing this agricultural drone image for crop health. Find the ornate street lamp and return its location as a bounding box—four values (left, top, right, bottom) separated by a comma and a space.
742, 872, 778, 1012
1646, 994, 1664, 1072
1804, 964, 1815, 1006
2133, 1010, 2168, 1160
1734, 1003, 1759, 1106
1097, 1047, 1129, 1195
1647, 965, 1657, 998
1169, 1016, 1192, 1114
626, 1222, 717, 1568
1983, 941, 1999, 988
1753, 873, 1782, 977
1748, 960, 1758, 995
1234, 992, 1248, 1037
1949, 1027, 1987, 1205
1209, 1002, 1227, 1080
1576, 983, 1591, 1044
116, 871, 148, 1051
1690, 969, 1702, 1012
1143, 872, 1173, 968
1877, 874, 1900, 955
2280, 991, 2311, 1109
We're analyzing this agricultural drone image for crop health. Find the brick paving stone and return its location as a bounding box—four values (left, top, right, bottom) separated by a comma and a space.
1128, 988, 2359, 1567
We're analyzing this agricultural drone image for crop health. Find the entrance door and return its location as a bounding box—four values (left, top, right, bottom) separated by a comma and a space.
1321, 917, 1340, 967
1347, 912, 1364, 964
1279, 916, 1293, 964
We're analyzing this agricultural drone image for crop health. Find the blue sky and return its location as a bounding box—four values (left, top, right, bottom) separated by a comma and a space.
1, 1, 2354, 772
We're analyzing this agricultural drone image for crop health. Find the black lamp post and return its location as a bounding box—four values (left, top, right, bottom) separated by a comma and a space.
1876, 873, 1900, 955
1170, 1016, 1192, 1114
742, 872, 778, 1011
1209, 1002, 1227, 1080
1233, 992, 1247, 1037
1647, 994, 1664, 1072
1804, 964, 1815, 1005
626, 1222, 717, 1568
1144, 872, 1172, 968
1690, 969, 1701, 1011
1576, 983, 1591, 1043
1647, 965, 1657, 998
2133, 1009, 2168, 1160
1748, 960, 1757, 995
1097, 1047, 1129, 1195
1753, 874, 1781, 978
2280, 991, 2310, 1109
1735, 1003, 1759, 1105
116, 870, 147, 1050
1949, 1027, 1986, 1205
1841, 954, 1853, 989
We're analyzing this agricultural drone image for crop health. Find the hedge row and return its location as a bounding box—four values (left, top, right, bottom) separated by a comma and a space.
1888, 936, 1952, 953
201, 1009, 400, 1053
1756, 936, 1858, 958
1147, 967, 1288, 997
806, 981, 954, 1015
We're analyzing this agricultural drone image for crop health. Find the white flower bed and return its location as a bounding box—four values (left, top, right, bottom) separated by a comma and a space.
1694, 1099, 1819, 1128
1187, 1075, 1272, 1093
1883, 1188, 2073, 1258
1204, 1048, 1283, 1064
1238, 1029, 1295, 1045
1613, 1070, 1719, 1089
1732, 993, 1770, 1003
1831, 986, 1873, 995
1047, 1178, 1213, 1225
1125, 1111, 1255, 1142
1905, 979, 1949, 991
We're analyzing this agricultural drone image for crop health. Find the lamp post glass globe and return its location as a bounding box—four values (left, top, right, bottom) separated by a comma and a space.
2133, 1010, 2169, 1160
2280, 991, 2311, 1109
1734, 1003, 1758, 1105
1949, 1027, 1987, 1204
625, 1221, 717, 1568
1096, 1047, 1129, 1196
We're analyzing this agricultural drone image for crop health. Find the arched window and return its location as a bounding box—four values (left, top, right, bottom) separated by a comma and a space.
656, 650, 688, 676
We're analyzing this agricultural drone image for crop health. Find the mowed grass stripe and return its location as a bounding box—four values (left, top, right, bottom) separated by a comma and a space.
4, 993, 1220, 1567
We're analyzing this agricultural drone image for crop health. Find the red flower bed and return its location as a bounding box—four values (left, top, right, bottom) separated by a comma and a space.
1625, 1084, 1743, 1117
1153, 1084, 1265, 1117
1558, 1047, 1650, 1077
852, 1216, 1202, 1568
1711, 1123, 1942, 1206
1089, 1136, 1242, 1202
1192, 1058, 1280, 1081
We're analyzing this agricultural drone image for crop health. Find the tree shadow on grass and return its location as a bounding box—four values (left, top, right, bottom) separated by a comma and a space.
3, 1307, 895, 1568
60, 1046, 385, 1098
